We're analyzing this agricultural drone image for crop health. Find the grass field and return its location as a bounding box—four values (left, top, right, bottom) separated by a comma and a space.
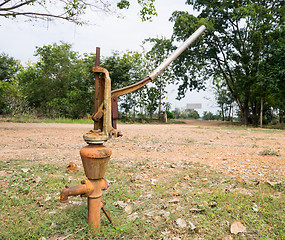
1, 158, 284, 240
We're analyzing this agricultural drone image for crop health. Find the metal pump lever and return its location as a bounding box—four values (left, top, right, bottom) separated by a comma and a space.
88, 25, 206, 143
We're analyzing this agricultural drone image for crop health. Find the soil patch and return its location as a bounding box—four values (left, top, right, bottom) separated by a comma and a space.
0, 122, 284, 181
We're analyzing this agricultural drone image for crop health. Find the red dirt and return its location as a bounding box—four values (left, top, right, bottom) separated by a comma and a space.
0, 121, 284, 181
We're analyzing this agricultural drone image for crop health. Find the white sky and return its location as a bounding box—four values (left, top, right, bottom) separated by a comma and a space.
0, 0, 218, 115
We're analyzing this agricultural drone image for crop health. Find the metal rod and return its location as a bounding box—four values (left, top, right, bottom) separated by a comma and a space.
149, 25, 206, 81
94, 47, 100, 130
110, 25, 206, 98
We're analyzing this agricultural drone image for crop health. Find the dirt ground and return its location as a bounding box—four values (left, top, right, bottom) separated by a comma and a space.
0, 121, 284, 182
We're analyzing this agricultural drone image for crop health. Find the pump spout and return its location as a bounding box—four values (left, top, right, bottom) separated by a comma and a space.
60, 180, 94, 203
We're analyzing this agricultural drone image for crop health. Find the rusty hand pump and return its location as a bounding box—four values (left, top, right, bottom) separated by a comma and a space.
60, 25, 206, 232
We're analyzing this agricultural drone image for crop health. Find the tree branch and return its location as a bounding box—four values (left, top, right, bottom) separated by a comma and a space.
0, 0, 12, 8
1, 11, 78, 22
0, 0, 35, 11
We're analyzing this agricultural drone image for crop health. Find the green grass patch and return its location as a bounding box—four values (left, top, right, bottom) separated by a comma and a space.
259, 148, 280, 156
2, 116, 94, 124
0, 159, 284, 239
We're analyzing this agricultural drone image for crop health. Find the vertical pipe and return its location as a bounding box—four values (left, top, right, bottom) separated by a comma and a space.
87, 197, 101, 231
94, 47, 100, 130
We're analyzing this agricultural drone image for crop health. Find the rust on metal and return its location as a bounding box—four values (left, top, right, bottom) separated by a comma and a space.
101, 202, 114, 225
80, 144, 111, 180
60, 27, 207, 231
94, 47, 101, 130
111, 96, 118, 129
111, 76, 151, 98
60, 178, 109, 231
90, 66, 114, 143
60, 179, 93, 203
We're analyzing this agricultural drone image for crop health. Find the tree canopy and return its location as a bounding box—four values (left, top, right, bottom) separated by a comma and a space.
170, 0, 284, 124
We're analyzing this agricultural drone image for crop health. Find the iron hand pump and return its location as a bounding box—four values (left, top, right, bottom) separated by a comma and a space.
60, 25, 206, 232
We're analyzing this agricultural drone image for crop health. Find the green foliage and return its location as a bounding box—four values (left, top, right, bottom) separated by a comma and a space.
203, 111, 220, 120
0, 0, 157, 24
144, 37, 176, 119
145, 86, 160, 119
259, 148, 280, 156
0, 53, 22, 115
170, 0, 284, 125
170, 107, 200, 119
166, 110, 175, 119
18, 43, 89, 118
183, 109, 200, 119
212, 77, 235, 121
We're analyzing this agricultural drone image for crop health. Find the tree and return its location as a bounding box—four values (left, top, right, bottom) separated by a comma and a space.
203, 111, 220, 120
0, 0, 157, 24
144, 37, 175, 119
257, 29, 285, 123
0, 53, 22, 114
18, 42, 92, 118
182, 109, 200, 119
145, 86, 159, 119
101, 51, 149, 120
212, 77, 235, 121
170, 0, 284, 125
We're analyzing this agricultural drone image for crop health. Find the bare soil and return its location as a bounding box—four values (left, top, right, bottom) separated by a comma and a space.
0, 121, 284, 181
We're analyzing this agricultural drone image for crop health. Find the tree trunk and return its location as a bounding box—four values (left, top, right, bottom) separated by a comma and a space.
260, 97, 263, 128
133, 105, 135, 121
228, 105, 232, 121
158, 88, 162, 120
221, 104, 224, 121
241, 101, 249, 125
231, 104, 234, 122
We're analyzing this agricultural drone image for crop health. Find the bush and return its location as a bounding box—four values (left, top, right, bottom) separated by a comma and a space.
166, 110, 174, 119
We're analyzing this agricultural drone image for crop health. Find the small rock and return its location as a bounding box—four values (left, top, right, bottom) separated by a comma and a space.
158, 210, 170, 218
230, 220, 247, 234
128, 212, 139, 221
44, 196, 51, 202
252, 203, 259, 212
208, 201, 217, 207
184, 175, 190, 180
176, 218, 187, 228
188, 221, 196, 230
33, 176, 42, 184
124, 205, 132, 215
151, 179, 157, 185
170, 191, 180, 196
153, 216, 162, 221
70, 200, 83, 205
189, 207, 204, 212
21, 168, 29, 173
168, 198, 180, 204
114, 201, 128, 208
266, 180, 282, 186
145, 193, 153, 199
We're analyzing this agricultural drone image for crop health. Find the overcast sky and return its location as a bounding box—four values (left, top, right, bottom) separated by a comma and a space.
0, 0, 218, 114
